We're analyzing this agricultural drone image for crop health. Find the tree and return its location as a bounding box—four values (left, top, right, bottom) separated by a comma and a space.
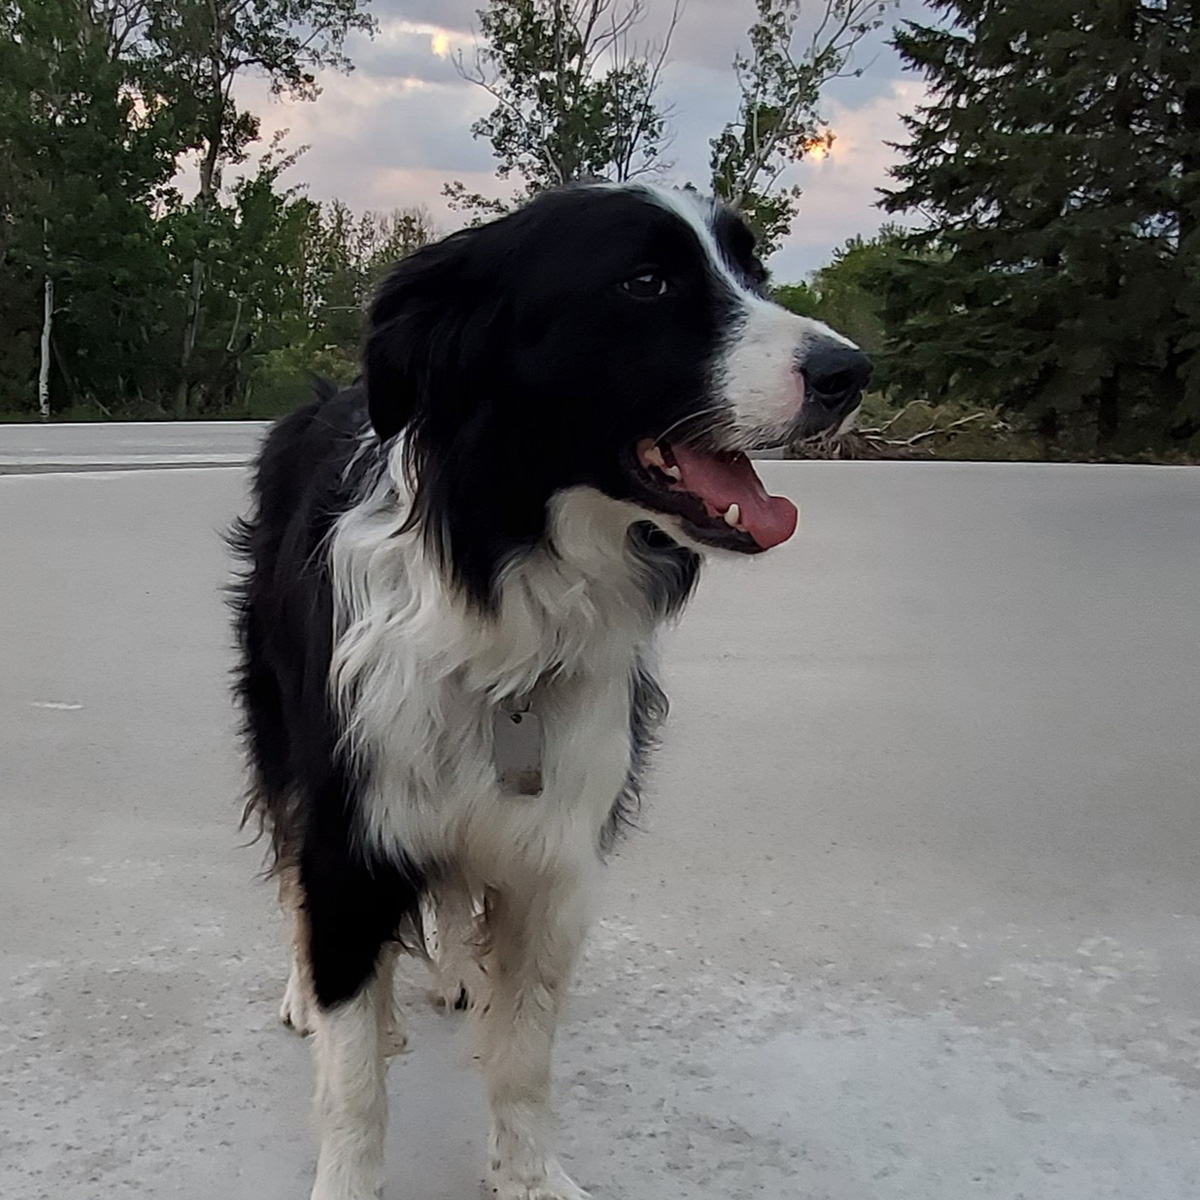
145, 0, 376, 413
808, 226, 912, 356
771, 280, 821, 318
0, 0, 179, 416
877, 0, 1200, 456
711, 0, 897, 256
164, 141, 318, 412
244, 199, 437, 415
0, 0, 418, 419
305, 202, 436, 359
775, 225, 911, 357
446, 0, 680, 215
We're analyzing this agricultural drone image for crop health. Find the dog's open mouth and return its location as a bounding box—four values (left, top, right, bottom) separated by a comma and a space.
629, 438, 798, 552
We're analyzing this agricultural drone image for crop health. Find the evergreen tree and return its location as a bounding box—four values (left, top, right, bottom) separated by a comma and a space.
876, 0, 1200, 455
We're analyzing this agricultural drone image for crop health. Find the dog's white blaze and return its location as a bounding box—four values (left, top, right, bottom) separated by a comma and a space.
634, 182, 857, 441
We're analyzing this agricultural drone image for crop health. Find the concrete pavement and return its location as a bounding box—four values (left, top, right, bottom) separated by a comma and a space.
1, 453, 1198, 1199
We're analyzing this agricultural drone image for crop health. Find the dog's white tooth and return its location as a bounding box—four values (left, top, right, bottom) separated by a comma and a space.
724, 503, 741, 527
664, 465, 682, 481
643, 444, 666, 469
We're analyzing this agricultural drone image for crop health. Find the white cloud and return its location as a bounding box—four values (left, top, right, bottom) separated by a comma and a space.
770, 77, 928, 279
225, 1, 929, 272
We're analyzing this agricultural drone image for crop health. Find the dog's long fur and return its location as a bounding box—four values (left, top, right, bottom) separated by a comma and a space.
231, 182, 868, 1200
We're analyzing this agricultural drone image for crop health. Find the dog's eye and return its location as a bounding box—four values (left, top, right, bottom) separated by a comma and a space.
622, 271, 669, 299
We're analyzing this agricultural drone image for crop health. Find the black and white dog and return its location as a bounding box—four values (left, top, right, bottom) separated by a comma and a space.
231, 182, 869, 1200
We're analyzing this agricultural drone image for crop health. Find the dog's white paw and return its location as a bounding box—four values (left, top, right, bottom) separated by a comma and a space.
309, 1175, 382, 1200
310, 1146, 385, 1200
491, 1161, 589, 1200
309, 1185, 380, 1200
280, 961, 316, 1036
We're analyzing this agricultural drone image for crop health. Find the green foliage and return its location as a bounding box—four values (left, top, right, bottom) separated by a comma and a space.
240, 198, 434, 413
161, 148, 316, 412
143, 0, 376, 414
0, 0, 182, 410
244, 343, 359, 417
771, 281, 821, 319
446, 0, 678, 215
304, 201, 436, 358
0, 0, 425, 418
711, 1, 897, 256
774, 226, 915, 391
875, 0, 1200, 456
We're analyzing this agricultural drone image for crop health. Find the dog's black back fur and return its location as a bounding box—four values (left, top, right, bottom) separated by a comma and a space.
231, 394, 696, 1005
230, 386, 430, 1007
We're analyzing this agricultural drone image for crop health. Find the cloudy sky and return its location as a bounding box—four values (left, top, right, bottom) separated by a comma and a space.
239, 0, 934, 282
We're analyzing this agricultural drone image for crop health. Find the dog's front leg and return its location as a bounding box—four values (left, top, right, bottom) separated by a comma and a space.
477, 868, 593, 1200
309, 964, 392, 1200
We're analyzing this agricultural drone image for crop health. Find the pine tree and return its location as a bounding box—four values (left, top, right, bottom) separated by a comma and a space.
876, 0, 1200, 456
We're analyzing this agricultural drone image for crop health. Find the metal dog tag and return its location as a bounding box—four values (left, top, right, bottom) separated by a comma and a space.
493, 699, 544, 796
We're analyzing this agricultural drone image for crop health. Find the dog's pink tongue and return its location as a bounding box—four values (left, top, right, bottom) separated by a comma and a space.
670, 445, 798, 549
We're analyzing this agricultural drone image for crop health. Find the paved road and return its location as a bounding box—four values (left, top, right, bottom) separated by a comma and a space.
1, 448, 1198, 1199
0, 420, 269, 472
0, 421, 783, 473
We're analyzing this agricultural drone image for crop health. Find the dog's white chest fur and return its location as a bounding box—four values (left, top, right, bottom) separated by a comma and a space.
329, 468, 658, 878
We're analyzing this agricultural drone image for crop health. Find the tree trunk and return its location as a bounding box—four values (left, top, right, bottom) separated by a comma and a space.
1093, 0, 1136, 453
1169, 74, 1200, 429
176, 257, 204, 417
177, 56, 225, 417
1181, 82, 1200, 252
1037, 407, 1059, 458
197, 102, 222, 203
38, 220, 53, 422
1097, 249, 1123, 451
1097, 369, 1120, 450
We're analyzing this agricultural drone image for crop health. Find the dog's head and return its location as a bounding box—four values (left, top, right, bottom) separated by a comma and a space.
366, 183, 870, 602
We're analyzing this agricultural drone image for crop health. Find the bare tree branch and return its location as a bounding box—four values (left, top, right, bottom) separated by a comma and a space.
450, 0, 677, 207
712, 0, 897, 255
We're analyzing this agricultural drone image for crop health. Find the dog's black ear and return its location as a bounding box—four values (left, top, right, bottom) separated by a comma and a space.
365, 227, 491, 444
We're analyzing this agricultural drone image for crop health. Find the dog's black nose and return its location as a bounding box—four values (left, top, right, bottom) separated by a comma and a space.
802, 341, 873, 412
